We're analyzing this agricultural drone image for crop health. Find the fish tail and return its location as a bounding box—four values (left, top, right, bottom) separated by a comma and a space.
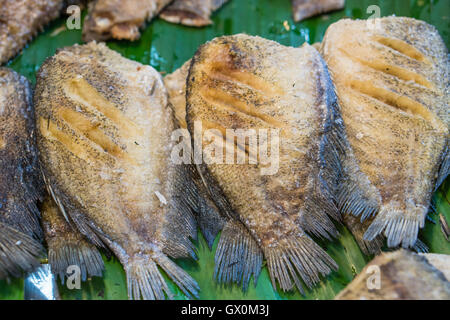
0, 221, 43, 279
48, 241, 104, 284
125, 252, 199, 300
265, 234, 338, 294
214, 220, 263, 291
364, 205, 426, 249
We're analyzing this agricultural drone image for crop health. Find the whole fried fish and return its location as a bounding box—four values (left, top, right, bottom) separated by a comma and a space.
0, 0, 88, 65
41, 196, 104, 283
292, 0, 345, 23
0, 67, 45, 279
34, 42, 199, 299
83, 0, 172, 42
321, 17, 449, 249
186, 34, 344, 292
160, 0, 229, 27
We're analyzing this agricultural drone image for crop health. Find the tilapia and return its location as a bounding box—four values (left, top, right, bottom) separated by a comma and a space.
164, 60, 225, 249
82, 0, 172, 42
0, 0, 88, 65
186, 34, 344, 292
321, 17, 449, 249
41, 196, 104, 283
34, 42, 199, 299
335, 250, 450, 300
0, 67, 45, 279
160, 0, 229, 27
291, 0, 345, 23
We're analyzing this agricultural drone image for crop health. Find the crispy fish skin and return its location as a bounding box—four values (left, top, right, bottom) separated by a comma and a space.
292, 0, 345, 22
82, 0, 172, 42
41, 196, 104, 283
321, 17, 449, 249
160, 0, 229, 27
0, 67, 45, 278
335, 250, 450, 300
186, 34, 343, 292
34, 42, 199, 299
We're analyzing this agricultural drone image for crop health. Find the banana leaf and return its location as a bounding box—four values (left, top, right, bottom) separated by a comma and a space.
0, 0, 449, 300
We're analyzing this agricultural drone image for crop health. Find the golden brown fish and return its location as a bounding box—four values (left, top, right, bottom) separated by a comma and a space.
186, 34, 344, 292
34, 42, 199, 299
82, 0, 172, 42
160, 0, 229, 27
292, 0, 345, 22
41, 196, 104, 283
335, 250, 450, 300
0, 67, 45, 279
321, 17, 449, 249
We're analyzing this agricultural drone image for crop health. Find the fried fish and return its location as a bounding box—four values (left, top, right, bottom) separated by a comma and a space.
321, 17, 449, 249
82, 0, 172, 42
186, 34, 344, 292
34, 42, 199, 299
160, 0, 229, 27
0, 67, 45, 279
41, 196, 104, 283
291, 0, 345, 23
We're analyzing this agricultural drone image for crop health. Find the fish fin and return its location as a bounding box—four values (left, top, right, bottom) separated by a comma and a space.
0, 221, 43, 279
162, 164, 199, 260
265, 233, 338, 293
412, 239, 429, 253
364, 204, 426, 249
48, 241, 104, 284
343, 214, 383, 255
214, 220, 263, 291
125, 252, 199, 300
435, 142, 449, 191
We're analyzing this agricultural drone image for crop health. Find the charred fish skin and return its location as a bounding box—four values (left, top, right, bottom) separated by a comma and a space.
0, 67, 45, 279
321, 17, 449, 249
186, 34, 343, 293
34, 42, 199, 299
292, 0, 345, 23
160, 0, 229, 27
82, 0, 172, 42
41, 196, 104, 283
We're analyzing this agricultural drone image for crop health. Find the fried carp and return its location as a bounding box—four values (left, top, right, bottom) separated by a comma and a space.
41, 196, 104, 283
321, 17, 449, 249
186, 34, 344, 292
34, 42, 199, 299
0, 67, 45, 279
82, 0, 172, 41
160, 0, 229, 27
291, 0, 345, 22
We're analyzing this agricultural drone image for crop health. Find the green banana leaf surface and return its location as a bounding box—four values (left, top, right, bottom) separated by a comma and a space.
0, 0, 449, 300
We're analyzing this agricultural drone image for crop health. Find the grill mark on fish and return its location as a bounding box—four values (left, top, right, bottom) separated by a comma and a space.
338, 48, 434, 89
64, 78, 143, 138
348, 80, 441, 127
373, 36, 429, 64
57, 107, 134, 163
200, 87, 284, 127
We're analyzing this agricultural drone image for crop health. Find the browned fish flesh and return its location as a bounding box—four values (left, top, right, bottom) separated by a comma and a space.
321, 17, 449, 249
0, 67, 45, 279
292, 0, 345, 22
186, 34, 344, 292
34, 42, 199, 299
160, 0, 229, 27
41, 196, 104, 282
335, 250, 450, 300
82, 0, 173, 42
